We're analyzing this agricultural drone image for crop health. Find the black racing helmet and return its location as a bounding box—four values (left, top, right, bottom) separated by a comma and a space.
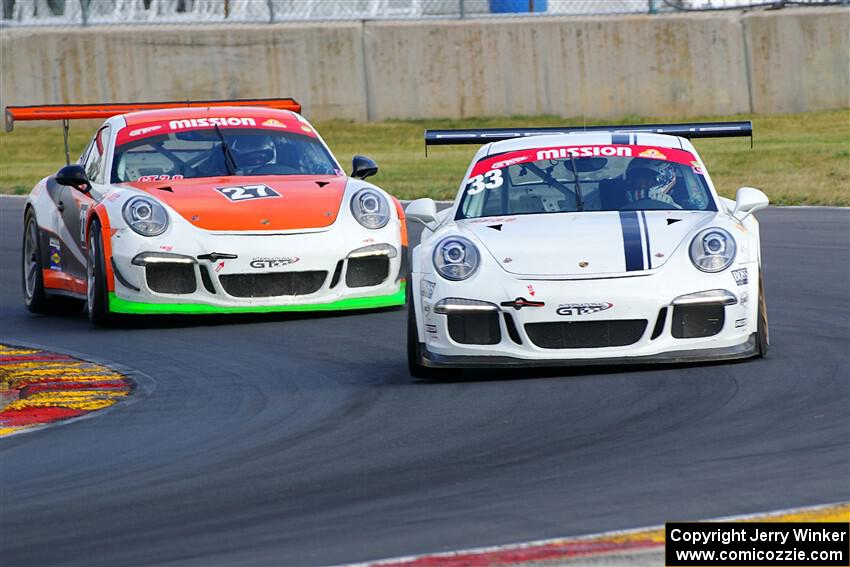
231, 135, 276, 167
625, 158, 677, 199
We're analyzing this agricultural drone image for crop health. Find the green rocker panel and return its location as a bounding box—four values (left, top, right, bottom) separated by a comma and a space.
108, 283, 405, 315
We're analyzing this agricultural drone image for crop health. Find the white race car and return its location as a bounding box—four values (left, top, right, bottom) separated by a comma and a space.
9, 99, 407, 325
406, 122, 769, 377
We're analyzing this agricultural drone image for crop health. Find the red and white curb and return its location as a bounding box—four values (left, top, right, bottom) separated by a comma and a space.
0, 343, 135, 437
342, 502, 849, 567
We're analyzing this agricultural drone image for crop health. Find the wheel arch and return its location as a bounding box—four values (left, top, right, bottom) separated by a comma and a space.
86, 203, 116, 293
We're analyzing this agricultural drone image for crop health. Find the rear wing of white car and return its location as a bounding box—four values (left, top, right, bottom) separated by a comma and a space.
424, 121, 752, 149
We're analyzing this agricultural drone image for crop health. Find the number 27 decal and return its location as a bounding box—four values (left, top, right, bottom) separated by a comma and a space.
215, 184, 281, 202
466, 170, 503, 195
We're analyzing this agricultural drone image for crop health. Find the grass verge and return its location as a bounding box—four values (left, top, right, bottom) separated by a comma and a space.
1, 109, 847, 205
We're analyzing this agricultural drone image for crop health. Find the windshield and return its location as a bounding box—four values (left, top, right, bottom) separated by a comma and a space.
458, 144, 716, 220
112, 128, 339, 183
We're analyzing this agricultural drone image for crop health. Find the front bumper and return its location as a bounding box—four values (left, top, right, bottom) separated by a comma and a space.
412, 257, 760, 367
107, 224, 405, 315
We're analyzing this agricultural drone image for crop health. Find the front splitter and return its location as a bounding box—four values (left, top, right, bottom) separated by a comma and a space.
418, 333, 758, 369
108, 282, 406, 315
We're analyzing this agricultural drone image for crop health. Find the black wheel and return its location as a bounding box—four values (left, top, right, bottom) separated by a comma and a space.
407, 282, 443, 379
22, 209, 83, 315
756, 269, 769, 358
86, 218, 112, 326
22, 209, 51, 313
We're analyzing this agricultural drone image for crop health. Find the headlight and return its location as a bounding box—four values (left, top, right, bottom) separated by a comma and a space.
351, 189, 390, 229
123, 196, 168, 236
433, 236, 480, 281
689, 227, 736, 272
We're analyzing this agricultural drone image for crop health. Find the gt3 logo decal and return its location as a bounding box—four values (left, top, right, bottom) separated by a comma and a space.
215, 184, 280, 202
732, 268, 748, 285
250, 257, 300, 269
556, 302, 613, 316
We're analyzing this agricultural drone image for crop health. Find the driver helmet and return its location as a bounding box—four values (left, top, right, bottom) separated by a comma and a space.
231, 135, 276, 168
625, 158, 677, 202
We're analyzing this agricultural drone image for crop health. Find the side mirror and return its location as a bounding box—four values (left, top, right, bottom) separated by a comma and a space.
732, 186, 769, 221
405, 198, 439, 231
351, 155, 378, 180
55, 164, 92, 193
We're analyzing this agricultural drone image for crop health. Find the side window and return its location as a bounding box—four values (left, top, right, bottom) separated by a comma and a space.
84, 125, 111, 183
78, 139, 94, 166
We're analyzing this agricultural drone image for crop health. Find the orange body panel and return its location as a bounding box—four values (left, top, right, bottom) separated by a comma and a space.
392, 197, 408, 248
43, 270, 86, 295
124, 175, 348, 232
91, 204, 116, 293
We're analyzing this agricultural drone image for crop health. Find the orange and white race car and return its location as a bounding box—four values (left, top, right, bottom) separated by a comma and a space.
8, 99, 407, 325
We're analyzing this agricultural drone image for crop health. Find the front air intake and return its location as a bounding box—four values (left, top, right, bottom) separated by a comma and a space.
219, 271, 326, 298
145, 264, 197, 294
672, 305, 725, 338
525, 320, 647, 349
345, 256, 389, 288
447, 312, 501, 345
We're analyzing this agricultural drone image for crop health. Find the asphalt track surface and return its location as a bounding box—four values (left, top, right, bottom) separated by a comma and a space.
1, 195, 848, 566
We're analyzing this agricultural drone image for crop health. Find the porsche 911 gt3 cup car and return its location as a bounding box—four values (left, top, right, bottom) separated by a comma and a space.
8, 99, 406, 325
406, 122, 769, 377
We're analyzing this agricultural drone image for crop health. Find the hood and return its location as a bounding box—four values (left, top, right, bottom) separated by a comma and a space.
461, 210, 715, 277
123, 175, 347, 231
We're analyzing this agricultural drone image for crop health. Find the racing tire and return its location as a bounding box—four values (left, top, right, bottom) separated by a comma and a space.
86, 218, 112, 326
406, 282, 443, 380
22, 209, 83, 314
755, 269, 769, 358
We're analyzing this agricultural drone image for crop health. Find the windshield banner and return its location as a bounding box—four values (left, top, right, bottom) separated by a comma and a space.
116, 116, 318, 146
471, 145, 700, 177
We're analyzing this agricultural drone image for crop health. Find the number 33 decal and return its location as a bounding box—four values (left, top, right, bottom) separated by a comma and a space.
466, 170, 503, 195
215, 184, 281, 202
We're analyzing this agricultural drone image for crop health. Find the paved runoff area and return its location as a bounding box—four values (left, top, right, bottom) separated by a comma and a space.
0, 343, 133, 436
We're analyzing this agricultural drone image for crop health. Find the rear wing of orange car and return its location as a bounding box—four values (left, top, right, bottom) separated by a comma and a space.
4, 98, 301, 132
4, 98, 302, 164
